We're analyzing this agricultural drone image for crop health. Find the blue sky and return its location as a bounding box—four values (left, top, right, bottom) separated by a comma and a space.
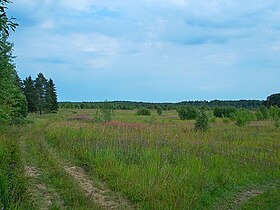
7, 0, 280, 102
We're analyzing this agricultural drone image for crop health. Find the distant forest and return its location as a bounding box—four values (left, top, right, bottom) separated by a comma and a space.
59, 100, 263, 110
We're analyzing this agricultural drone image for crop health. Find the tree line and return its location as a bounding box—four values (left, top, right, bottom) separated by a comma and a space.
59, 99, 264, 111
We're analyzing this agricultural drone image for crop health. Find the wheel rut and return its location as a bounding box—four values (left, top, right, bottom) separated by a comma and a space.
215, 181, 280, 210
64, 166, 135, 209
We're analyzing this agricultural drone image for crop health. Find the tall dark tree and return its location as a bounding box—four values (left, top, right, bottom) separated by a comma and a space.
0, 1, 27, 123
23, 76, 38, 113
35, 73, 47, 115
45, 78, 58, 112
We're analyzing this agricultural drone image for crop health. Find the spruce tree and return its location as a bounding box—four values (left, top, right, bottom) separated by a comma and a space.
23, 76, 38, 113
35, 73, 47, 115
48, 78, 58, 111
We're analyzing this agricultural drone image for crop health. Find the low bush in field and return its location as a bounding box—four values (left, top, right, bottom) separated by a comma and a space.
177, 107, 198, 120
137, 108, 151, 116
213, 107, 236, 118
233, 109, 256, 127
156, 108, 163, 116
195, 110, 209, 131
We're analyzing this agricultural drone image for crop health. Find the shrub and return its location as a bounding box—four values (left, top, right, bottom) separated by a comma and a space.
213, 107, 236, 118
195, 110, 209, 131
100, 102, 114, 122
156, 108, 163, 116
274, 116, 280, 128
92, 110, 103, 123
259, 105, 270, 119
269, 106, 280, 118
137, 108, 151, 116
177, 107, 198, 120
92, 102, 114, 123
233, 109, 255, 127
255, 110, 264, 121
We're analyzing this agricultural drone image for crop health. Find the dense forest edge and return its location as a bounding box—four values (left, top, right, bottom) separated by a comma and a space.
59, 99, 264, 110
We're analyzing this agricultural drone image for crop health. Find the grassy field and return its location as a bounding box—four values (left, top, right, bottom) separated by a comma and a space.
1, 109, 280, 209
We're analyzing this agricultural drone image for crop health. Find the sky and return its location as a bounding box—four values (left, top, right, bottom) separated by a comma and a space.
7, 0, 280, 102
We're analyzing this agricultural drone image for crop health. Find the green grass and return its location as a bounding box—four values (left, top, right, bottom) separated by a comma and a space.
0, 126, 32, 209
1, 109, 280, 209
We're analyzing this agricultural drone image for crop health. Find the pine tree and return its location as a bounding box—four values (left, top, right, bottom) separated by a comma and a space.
48, 78, 58, 112
35, 73, 47, 115
23, 76, 38, 113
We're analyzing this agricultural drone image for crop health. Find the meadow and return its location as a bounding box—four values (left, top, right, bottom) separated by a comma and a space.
1, 109, 280, 209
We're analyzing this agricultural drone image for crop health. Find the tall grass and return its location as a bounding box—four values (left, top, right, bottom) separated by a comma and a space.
0, 126, 32, 209
45, 116, 280, 209
1, 109, 280, 209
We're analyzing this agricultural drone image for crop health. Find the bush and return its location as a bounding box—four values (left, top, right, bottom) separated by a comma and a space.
137, 108, 151, 116
269, 106, 280, 118
274, 116, 280, 128
255, 110, 264, 121
213, 107, 236, 118
259, 105, 270, 119
195, 110, 209, 131
92, 110, 103, 123
177, 107, 198, 120
100, 102, 114, 122
156, 108, 163, 116
234, 110, 255, 127
92, 102, 114, 123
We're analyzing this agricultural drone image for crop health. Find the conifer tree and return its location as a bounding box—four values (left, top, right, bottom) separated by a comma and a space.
48, 78, 58, 111
23, 76, 38, 113
35, 73, 47, 115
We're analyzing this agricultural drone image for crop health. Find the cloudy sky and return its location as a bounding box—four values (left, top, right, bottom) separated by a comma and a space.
7, 0, 280, 102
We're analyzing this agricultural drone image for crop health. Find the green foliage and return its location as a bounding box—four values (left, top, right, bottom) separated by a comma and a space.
0, 35, 27, 123
156, 107, 163, 116
100, 102, 114, 122
59, 100, 263, 111
24, 74, 58, 115
177, 107, 198, 120
137, 108, 151, 116
23, 76, 38, 113
0, 0, 18, 42
213, 106, 236, 118
259, 105, 270, 119
35, 73, 48, 115
269, 106, 280, 118
92, 110, 103, 123
255, 110, 264, 121
233, 109, 255, 127
265, 93, 280, 107
195, 110, 209, 131
274, 116, 280, 128
46, 79, 58, 112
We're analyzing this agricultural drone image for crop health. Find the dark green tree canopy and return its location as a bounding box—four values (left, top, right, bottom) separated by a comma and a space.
46, 78, 58, 112
265, 93, 280, 107
23, 76, 38, 113
22, 74, 58, 114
